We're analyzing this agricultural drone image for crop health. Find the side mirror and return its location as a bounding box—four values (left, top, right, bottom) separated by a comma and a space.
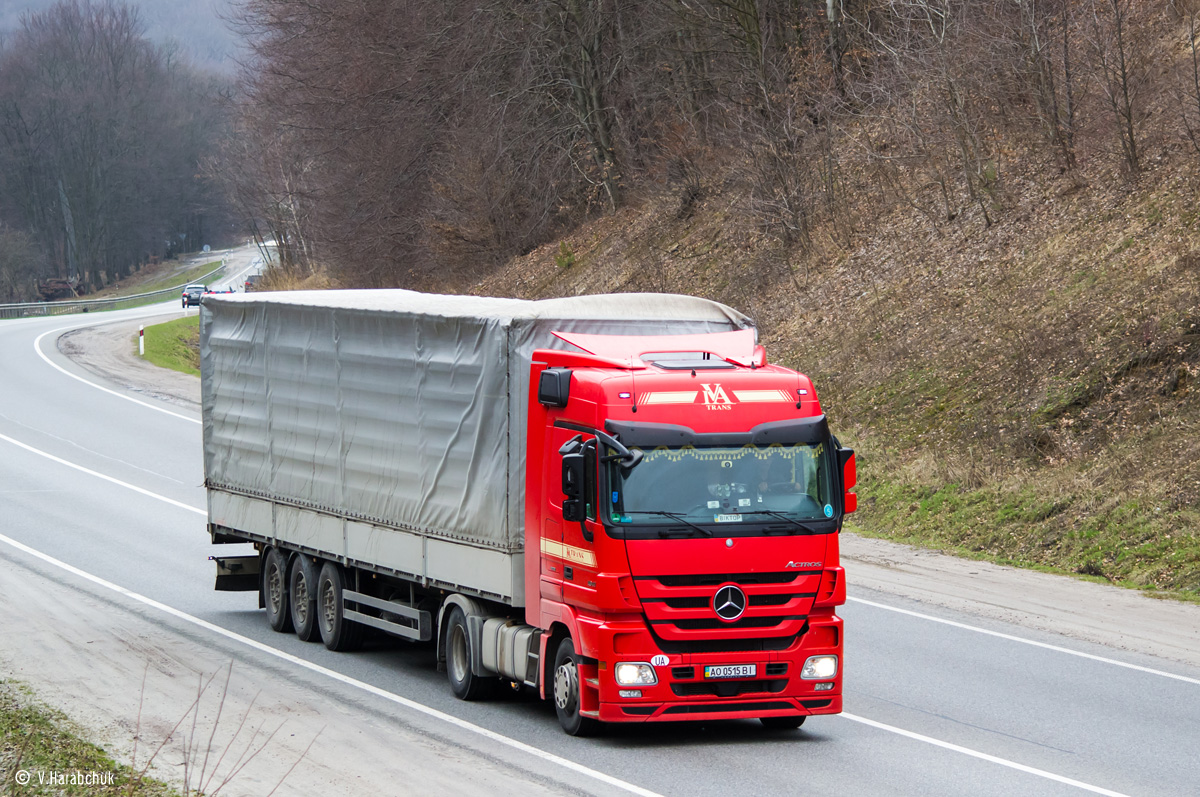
562, 451, 584, 498
538, 368, 572, 408
838, 447, 857, 514
562, 498, 585, 523
560, 445, 593, 539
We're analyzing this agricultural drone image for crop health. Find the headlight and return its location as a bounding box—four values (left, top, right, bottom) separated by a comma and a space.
614, 662, 658, 686
801, 655, 838, 680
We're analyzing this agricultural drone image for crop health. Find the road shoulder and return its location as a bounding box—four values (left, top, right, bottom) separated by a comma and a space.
57, 318, 1200, 673
0, 552, 599, 797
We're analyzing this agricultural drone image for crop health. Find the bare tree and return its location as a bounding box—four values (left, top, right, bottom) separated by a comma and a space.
0, 0, 231, 292
1088, 0, 1145, 175
0, 225, 44, 302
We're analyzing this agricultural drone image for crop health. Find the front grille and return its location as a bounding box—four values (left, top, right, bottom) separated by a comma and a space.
656, 592, 801, 610
751, 594, 795, 607
660, 596, 710, 609
650, 572, 813, 587
635, 571, 819, 645
662, 701, 792, 715
671, 666, 695, 679
765, 662, 788, 676
801, 699, 833, 709
622, 706, 656, 716
649, 624, 805, 655
667, 615, 807, 631
671, 679, 787, 697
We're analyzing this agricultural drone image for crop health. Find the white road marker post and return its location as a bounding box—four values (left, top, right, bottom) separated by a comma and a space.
139, 325, 144, 356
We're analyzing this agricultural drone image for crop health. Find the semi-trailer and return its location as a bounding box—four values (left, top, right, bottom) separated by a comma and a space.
201, 290, 854, 735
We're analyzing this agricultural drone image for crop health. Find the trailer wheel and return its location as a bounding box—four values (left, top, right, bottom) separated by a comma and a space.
263, 548, 293, 633
445, 607, 494, 701
552, 637, 599, 737
759, 716, 806, 730
316, 562, 364, 652
289, 555, 321, 642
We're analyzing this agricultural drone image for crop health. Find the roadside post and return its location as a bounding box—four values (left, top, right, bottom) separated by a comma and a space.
139, 325, 144, 356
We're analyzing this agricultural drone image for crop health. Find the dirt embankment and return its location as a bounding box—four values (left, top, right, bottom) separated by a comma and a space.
55, 320, 1200, 671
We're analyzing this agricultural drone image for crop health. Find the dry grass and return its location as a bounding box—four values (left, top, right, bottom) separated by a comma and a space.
470, 121, 1200, 601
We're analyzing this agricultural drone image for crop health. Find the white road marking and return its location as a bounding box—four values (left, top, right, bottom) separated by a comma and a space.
848, 596, 1200, 686
33, 316, 201, 425
840, 713, 1130, 796
0, 430, 1172, 795
0, 531, 664, 797
0, 431, 205, 517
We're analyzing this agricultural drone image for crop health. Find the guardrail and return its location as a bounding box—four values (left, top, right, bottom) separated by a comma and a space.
0, 261, 227, 320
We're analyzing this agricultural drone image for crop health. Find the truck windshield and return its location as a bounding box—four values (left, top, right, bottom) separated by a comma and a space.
606, 442, 835, 528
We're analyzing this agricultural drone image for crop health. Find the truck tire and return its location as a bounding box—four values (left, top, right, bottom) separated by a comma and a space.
445, 606, 495, 701
263, 548, 293, 633
316, 562, 364, 652
289, 555, 321, 642
552, 637, 600, 737
760, 716, 806, 730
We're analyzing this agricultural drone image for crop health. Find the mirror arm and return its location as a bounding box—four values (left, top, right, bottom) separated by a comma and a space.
554, 420, 641, 469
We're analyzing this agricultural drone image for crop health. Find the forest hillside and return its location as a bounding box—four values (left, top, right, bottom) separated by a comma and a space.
14, 1, 1192, 598
449, 5, 1200, 599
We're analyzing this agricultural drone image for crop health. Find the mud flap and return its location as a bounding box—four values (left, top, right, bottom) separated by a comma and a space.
211, 555, 260, 592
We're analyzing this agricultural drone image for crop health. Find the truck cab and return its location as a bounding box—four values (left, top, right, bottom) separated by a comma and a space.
526, 329, 854, 733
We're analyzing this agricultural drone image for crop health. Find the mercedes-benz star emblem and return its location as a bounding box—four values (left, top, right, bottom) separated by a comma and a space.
713, 585, 747, 621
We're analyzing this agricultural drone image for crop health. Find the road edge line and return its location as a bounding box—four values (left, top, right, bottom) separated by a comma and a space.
34, 318, 201, 425
0, 531, 665, 797
839, 713, 1129, 796
847, 596, 1200, 686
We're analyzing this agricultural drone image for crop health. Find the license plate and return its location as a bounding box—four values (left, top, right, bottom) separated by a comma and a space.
703, 664, 756, 679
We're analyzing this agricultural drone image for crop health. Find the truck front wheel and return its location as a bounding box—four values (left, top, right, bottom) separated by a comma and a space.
316, 562, 364, 652
445, 607, 494, 701
552, 638, 599, 737
263, 548, 293, 633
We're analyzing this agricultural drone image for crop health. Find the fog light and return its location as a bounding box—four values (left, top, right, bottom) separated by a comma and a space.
801, 655, 838, 680
814, 682, 834, 691
615, 662, 658, 686
619, 689, 643, 698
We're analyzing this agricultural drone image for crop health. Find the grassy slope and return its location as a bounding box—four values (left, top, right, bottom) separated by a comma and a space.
0, 681, 177, 796
469, 154, 1200, 602
140, 316, 200, 376
92, 260, 223, 300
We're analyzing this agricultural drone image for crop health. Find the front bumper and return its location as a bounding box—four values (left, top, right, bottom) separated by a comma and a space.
592, 612, 843, 723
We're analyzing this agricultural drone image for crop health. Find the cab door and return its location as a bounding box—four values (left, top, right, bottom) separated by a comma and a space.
543, 429, 601, 606
559, 437, 600, 608
540, 426, 579, 603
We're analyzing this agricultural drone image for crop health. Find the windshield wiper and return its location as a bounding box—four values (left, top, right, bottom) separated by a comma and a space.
737, 510, 821, 534
621, 510, 713, 537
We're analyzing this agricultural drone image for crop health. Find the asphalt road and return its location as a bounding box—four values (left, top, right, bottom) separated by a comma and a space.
1, 269, 1197, 796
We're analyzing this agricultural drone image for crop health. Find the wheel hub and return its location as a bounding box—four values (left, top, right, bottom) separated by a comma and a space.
267, 566, 283, 613
321, 581, 336, 630
554, 661, 577, 711
294, 576, 309, 624
450, 626, 468, 682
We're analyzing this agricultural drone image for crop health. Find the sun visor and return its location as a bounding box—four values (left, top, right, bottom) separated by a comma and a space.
553, 328, 759, 367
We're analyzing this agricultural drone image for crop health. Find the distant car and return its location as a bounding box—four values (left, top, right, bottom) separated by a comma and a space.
244, 274, 262, 292
182, 284, 206, 308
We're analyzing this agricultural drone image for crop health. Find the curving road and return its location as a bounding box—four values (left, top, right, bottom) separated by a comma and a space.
1, 264, 1197, 796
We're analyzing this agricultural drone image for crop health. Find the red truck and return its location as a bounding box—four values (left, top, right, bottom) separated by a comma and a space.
202, 291, 854, 735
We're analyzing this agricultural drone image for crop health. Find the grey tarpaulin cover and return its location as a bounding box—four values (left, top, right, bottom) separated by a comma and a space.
200, 290, 750, 602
